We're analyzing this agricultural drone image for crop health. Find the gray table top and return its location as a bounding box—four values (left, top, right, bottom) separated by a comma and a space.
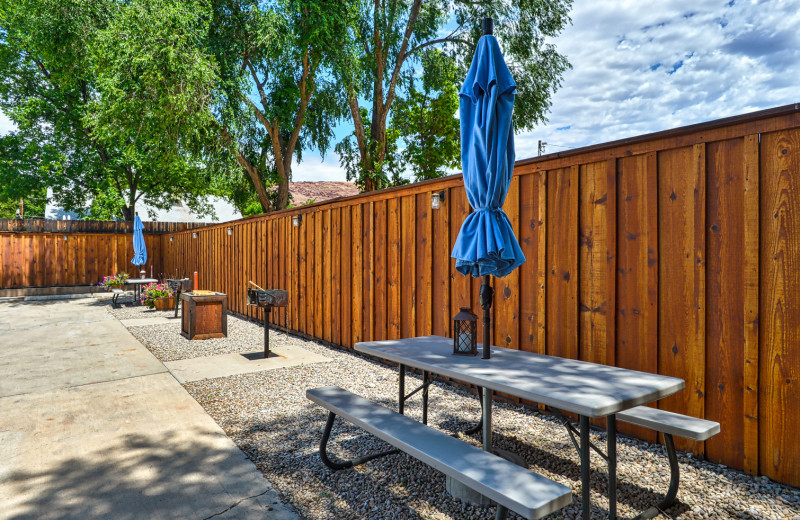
126, 278, 158, 284
355, 336, 685, 418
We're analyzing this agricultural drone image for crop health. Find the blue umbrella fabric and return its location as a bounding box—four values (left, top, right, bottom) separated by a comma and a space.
131, 214, 147, 267
451, 34, 525, 278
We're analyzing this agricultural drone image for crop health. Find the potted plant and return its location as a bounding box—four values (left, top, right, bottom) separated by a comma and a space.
98, 273, 130, 291
140, 282, 175, 310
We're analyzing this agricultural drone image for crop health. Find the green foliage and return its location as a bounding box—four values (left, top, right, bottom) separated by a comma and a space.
0, 0, 224, 220
0, 189, 46, 219
335, 109, 407, 191
334, 0, 572, 191
391, 50, 460, 181
209, 0, 351, 211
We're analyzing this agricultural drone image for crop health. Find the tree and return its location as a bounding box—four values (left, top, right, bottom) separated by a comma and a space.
391, 49, 460, 181
0, 0, 222, 220
335, 0, 572, 191
209, 0, 350, 211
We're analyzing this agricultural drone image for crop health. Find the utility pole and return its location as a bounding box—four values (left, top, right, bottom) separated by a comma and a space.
537, 140, 546, 156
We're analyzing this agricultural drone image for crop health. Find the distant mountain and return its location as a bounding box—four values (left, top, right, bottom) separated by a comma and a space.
289, 182, 360, 206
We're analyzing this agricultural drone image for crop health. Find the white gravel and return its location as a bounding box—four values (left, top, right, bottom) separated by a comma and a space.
112, 306, 800, 520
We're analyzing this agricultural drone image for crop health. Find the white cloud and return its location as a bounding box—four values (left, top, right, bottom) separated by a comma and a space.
0, 109, 17, 135
517, 0, 800, 159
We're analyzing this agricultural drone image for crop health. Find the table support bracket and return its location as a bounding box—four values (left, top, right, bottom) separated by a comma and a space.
318, 412, 400, 471
398, 366, 435, 424
553, 410, 609, 462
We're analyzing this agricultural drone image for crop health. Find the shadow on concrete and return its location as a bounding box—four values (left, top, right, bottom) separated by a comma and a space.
5, 429, 281, 520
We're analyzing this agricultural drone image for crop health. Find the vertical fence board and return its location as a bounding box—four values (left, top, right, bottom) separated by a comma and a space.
331, 209, 341, 344
742, 134, 760, 476
495, 176, 520, 350
579, 161, 616, 365
341, 207, 352, 347
518, 172, 547, 354
401, 196, 417, 338
416, 193, 432, 336
387, 198, 401, 340
352, 205, 363, 344
616, 152, 659, 442
706, 137, 747, 468
431, 191, 450, 338
546, 166, 579, 359
374, 201, 387, 341
759, 128, 800, 486
657, 144, 707, 455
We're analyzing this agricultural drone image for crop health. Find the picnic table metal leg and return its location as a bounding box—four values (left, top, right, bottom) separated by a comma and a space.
463, 387, 484, 435
398, 364, 405, 415
607, 414, 617, 519
580, 415, 591, 520
422, 371, 430, 425
632, 433, 680, 520
482, 387, 492, 451
318, 412, 399, 471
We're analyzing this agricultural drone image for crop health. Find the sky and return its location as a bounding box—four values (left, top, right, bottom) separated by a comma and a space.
2, 0, 798, 182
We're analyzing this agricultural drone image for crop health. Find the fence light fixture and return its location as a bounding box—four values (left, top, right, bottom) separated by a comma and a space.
192, 232, 198, 239
431, 190, 445, 210
169, 236, 173, 242
63, 235, 68, 241
227, 227, 232, 236
292, 215, 302, 227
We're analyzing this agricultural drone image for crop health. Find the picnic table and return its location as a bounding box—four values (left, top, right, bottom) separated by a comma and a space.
125, 278, 158, 305
354, 335, 689, 519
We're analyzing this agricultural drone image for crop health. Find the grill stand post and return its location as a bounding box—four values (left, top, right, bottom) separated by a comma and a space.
263, 306, 272, 358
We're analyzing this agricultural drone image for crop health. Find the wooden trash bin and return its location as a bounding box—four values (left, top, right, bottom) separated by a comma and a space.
181, 292, 228, 340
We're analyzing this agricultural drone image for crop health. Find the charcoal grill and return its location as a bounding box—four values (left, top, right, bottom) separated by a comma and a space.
246, 285, 288, 358
166, 278, 193, 318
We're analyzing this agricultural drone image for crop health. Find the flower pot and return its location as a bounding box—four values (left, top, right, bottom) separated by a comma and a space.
153, 297, 175, 311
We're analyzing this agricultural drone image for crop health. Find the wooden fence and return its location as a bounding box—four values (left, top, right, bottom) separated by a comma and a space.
162, 103, 800, 487
0, 232, 163, 288
0, 219, 214, 288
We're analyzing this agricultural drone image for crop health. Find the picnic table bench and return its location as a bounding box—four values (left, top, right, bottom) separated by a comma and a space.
307, 386, 572, 520
110, 287, 133, 308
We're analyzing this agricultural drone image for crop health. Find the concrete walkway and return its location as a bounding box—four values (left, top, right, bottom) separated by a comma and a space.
0, 297, 298, 520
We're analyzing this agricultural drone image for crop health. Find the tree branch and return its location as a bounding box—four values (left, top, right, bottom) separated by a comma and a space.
382, 0, 422, 125
404, 36, 475, 60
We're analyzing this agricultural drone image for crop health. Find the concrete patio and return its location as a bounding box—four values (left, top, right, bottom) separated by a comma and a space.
0, 297, 297, 519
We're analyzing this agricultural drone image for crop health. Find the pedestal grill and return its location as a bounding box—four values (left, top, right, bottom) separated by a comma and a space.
166, 278, 192, 317
246, 283, 288, 358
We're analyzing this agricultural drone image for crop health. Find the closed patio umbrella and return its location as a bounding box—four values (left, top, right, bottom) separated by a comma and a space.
451, 18, 525, 361
131, 213, 147, 268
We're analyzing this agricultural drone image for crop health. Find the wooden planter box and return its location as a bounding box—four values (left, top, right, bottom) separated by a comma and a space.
153, 297, 175, 311
181, 292, 228, 340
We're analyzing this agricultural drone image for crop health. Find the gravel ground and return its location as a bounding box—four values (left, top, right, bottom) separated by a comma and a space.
114, 307, 800, 520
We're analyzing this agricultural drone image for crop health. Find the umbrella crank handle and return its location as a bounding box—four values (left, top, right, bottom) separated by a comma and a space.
479, 282, 494, 310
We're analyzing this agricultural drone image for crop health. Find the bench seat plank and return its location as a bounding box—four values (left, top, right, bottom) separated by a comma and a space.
307, 386, 571, 520
616, 406, 720, 441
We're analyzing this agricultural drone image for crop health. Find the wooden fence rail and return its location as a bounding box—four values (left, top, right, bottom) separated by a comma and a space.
162, 104, 800, 487
0, 218, 210, 234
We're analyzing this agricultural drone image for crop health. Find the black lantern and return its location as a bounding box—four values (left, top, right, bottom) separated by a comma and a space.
453, 307, 478, 356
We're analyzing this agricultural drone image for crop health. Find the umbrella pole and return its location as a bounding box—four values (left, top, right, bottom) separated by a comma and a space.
480, 274, 493, 359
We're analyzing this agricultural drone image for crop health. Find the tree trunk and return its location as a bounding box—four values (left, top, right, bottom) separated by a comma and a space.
121, 205, 134, 221
236, 150, 271, 212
